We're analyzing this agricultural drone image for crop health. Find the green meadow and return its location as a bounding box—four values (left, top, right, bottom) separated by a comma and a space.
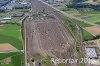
0, 19, 23, 66
0, 24, 23, 50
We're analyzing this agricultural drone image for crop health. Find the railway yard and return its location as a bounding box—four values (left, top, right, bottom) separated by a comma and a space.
24, 0, 77, 66
0, 0, 99, 66
24, 0, 100, 66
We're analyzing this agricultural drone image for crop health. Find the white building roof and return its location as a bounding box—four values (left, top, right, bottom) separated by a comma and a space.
86, 47, 97, 59
3, 18, 12, 20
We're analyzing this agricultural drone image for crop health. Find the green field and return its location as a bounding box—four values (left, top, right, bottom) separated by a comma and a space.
0, 13, 7, 17
66, 10, 100, 24
0, 18, 23, 66
0, 64, 13, 66
0, 24, 23, 66
0, 7, 28, 66
0, 52, 23, 66
57, 6, 100, 24
55, 5, 98, 41
0, 52, 22, 60
82, 29, 94, 41
63, 17, 91, 38
11, 53, 23, 66
62, 13, 94, 41
0, 24, 23, 50
8, 18, 22, 24
14, 9, 29, 12
80, 12, 100, 24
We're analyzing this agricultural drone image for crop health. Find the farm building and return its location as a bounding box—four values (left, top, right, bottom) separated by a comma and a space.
0, 17, 12, 23
86, 47, 98, 59
3, 17, 12, 20
12, 12, 24, 17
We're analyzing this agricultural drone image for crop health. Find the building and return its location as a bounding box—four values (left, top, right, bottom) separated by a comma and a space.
86, 47, 98, 59
14, 2, 31, 9
0, 6, 7, 12
3, 17, 12, 20
0, 0, 16, 12
11, 12, 24, 17
0, 0, 31, 12
48, 0, 65, 3
0, 17, 12, 23
0, 0, 11, 7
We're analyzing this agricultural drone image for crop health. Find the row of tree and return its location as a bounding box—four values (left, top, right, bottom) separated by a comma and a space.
72, 0, 87, 3
66, 3, 100, 11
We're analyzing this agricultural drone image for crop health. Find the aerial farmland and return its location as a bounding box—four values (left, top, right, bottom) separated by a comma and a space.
0, 0, 31, 66
0, 0, 100, 66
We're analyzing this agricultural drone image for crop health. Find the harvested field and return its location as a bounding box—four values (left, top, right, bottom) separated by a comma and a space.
85, 26, 100, 36
0, 43, 18, 52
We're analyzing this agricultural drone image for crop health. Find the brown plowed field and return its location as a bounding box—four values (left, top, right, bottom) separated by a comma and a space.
85, 26, 100, 36
0, 43, 17, 52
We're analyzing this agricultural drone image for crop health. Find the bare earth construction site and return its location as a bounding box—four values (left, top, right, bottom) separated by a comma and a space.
24, 0, 75, 66
25, 18, 75, 58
